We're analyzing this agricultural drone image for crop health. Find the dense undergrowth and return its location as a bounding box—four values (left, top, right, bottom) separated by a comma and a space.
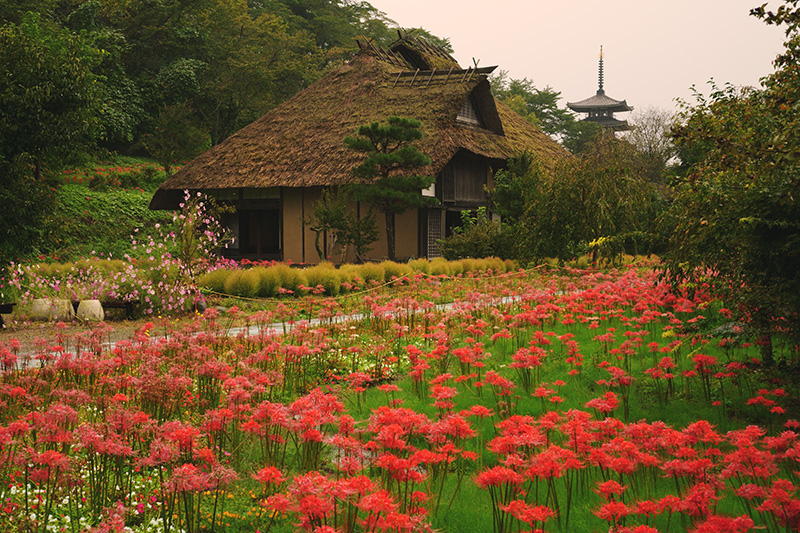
35, 158, 172, 263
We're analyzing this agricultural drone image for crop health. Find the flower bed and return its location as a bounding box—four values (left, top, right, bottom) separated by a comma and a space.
0, 265, 797, 532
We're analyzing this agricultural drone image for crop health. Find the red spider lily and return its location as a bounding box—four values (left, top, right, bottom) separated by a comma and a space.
585, 391, 619, 418
425, 413, 475, 445
475, 466, 526, 533
490, 415, 546, 458
593, 500, 630, 524
499, 499, 556, 529
254, 465, 285, 486
429, 384, 457, 413
677, 482, 720, 518
474, 465, 525, 488
168, 462, 213, 493
690, 513, 755, 533
755, 478, 800, 530
595, 479, 628, 500
509, 346, 546, 394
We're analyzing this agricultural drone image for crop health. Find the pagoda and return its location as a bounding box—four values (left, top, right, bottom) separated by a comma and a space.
567, 46, 632, 131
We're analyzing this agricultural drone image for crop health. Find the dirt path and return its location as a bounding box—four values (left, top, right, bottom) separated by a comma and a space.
0, 315, 154, 355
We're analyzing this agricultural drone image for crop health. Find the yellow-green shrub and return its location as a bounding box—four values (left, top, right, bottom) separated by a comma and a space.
407, 258, 430, 274
359, 263, 385, 284
303, 263, 341, 296
224, 269, 260, 298
449, 260, 465, 276
429, 258, 452, 276
337, 264, 361, 290
198, 269, 232, 293
380, 260, 411, 282
272, 264, 307, 294
486, 257, 505, 273
254, 266, 281, 297
459, 258, 476, 273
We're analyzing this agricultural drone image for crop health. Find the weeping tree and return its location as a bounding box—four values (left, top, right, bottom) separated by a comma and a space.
344, 116, 436, 261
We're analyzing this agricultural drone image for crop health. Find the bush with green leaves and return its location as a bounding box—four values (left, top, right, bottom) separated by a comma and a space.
439, 207, 507, 260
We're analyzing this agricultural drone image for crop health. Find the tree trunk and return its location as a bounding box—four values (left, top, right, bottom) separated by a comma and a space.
385, 211, 396, 261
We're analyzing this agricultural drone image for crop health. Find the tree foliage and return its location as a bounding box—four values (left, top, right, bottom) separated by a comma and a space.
305, 188, 378, 263
664, 1, 800, 364
487, 136, 659, 263
0, 12, 103, 174
344, 117, 436, 261
0, 12, 103, 265
0, 1, 450, 265
624, 106, 677, 185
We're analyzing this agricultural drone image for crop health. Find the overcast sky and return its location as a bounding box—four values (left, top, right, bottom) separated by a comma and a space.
366, 0, 789, 118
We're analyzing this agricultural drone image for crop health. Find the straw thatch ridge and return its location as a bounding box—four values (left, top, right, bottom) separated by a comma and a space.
150, 40, 568, 210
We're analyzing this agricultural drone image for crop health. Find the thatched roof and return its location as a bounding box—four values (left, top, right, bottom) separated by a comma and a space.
150, 36, 569, 209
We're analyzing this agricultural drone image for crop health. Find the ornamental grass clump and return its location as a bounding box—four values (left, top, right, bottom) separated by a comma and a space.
272, 264, 306, 295
407, 258, 431, 274
358, 263, 385, 285
197, 268, 231, 294
379, 260, 411, 282
429, 258, 453, 276
302, 263, 341, 296
255, 266, 282, 297
223, 269, 260, 298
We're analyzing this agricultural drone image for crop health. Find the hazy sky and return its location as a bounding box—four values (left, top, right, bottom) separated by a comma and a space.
367, 0, 789, 117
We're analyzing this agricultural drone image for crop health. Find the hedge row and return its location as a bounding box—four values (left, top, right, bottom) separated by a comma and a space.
198, 257, 517, 298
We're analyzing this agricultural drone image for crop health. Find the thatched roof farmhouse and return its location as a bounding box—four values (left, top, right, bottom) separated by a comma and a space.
150, 33, 568, 262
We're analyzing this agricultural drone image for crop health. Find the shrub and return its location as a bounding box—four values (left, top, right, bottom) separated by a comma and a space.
407, 258, 430, 274
379, 260, 410, 282
254, 266, 281, 298
486, 257, 506, 273
337, 264, 363, 292
224, 269, 260, 298
438, 208, 505, 260
198, 269, 232, 294
303, 263, 341, 296
429, 258, 452, 276
272, 264, 307, 295
459, 258, 476, 273
358, 263, 385, 284
449, 260, 465, 276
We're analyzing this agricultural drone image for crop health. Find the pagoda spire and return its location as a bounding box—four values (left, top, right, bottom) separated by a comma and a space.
567, 46, 633, 131
598, 45, 604, 95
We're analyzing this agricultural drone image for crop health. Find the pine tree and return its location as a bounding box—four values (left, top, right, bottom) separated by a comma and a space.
344, 116, 436, 261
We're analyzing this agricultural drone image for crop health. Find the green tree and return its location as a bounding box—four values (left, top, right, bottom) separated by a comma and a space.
438, 207, 504, 260
664, 2, 800, 365
491, 72, 575, 137
344, 117, 436, 261
625, 106, 677, 185
0, 12, 103, 178
193, 1, 324, 144
0, 13, 103, 265
142, 102, 209, 176
494, 136, 657, 263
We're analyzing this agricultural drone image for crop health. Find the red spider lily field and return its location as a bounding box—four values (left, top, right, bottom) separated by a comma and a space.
1, 263, 799, 533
